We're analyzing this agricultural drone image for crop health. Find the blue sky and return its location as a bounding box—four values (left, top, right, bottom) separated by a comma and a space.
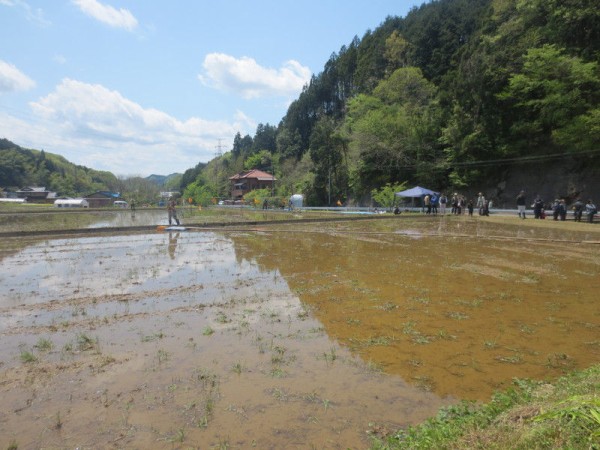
1, 0, 422, 177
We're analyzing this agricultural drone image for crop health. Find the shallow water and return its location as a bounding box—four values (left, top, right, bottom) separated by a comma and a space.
0, 215, 598, 448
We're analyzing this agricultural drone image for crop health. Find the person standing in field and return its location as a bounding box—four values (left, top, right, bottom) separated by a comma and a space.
533, 195, 544, 219
430, 193, 438, 215
572, 198, 584, 221
439, 193, 447, 215
476, 192, 486, 216
585, 199, 597, 223
516, 191, 526, 219
167, 198, 180, 226
559, 199, 567, 221
424, 194, 431, 214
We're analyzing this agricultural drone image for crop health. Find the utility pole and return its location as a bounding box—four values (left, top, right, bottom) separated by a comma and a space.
215, 139, 225, 157
214, 139, 225, 198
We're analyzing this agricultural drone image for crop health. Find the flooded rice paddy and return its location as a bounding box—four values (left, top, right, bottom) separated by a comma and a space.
0, 212, 599, 448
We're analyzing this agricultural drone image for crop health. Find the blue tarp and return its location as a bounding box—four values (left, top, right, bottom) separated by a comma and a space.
395, 186, 438, 197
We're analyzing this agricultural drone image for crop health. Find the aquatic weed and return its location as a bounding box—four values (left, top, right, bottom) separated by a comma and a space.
20, 350, 37, 363
78, 333, 100, 352
34, 337, 53, 351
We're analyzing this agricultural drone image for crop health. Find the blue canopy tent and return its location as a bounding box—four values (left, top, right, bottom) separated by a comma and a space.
395, 186, 439, 211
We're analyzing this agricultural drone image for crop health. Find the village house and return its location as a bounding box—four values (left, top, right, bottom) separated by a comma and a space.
15, 186, 57, 203
229, 169, 276, 200
84, 191, 123, 208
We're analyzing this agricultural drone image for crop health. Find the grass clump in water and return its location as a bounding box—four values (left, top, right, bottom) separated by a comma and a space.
372, 364, 600, 449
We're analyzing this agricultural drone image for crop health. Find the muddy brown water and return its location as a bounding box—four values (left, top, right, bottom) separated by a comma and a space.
0, 214, 598, 448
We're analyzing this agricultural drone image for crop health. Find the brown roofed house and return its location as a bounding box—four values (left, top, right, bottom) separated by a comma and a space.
229, 169, 276, 200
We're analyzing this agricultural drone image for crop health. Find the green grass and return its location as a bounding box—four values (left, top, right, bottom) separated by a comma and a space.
20, 350, 38, 363
34, 337, 53, 351
371, 364, 600, 449
76, 333, 98, 351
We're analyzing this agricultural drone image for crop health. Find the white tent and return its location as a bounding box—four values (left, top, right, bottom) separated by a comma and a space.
54, 198, 89, 208
395, 186, 439, 210
395, 186, 438, 198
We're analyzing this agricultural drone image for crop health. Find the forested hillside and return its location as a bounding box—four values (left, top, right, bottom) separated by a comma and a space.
0, 138, 119, 196
190, 0, 600, 207
0, 139, 179, 204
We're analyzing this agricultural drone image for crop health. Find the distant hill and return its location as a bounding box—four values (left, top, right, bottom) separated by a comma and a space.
0, 138, 119, 196
146, 173, 181, 186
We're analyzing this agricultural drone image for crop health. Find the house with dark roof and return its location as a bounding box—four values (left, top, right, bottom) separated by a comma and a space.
16, 186, 57, 203
229, 169, 276, 199
85, 191, 123, 208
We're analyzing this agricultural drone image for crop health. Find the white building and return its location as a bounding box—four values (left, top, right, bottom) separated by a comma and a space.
54, 198, 89, 208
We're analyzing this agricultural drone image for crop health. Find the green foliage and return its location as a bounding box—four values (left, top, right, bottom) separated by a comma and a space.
183, 181, 215, 207
20, 350, 38, 363
374, 365, 600, 449
184, 0, 598, 205
346, 67, 442, 193
371, 182, 407, 209
553, 107, 600, 152
242, 188, 270, 207
499, 44, 600, 150
251, 123, 277, 154
309, 116, 349, 205
244, 150, 273, 172
535, 396, 600, 440
0, 140, 119, 196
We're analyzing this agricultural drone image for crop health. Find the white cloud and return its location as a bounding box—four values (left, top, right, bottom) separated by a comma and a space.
0, 78, 252, 176
0, 60, 36, 93
72, 0, 138, 31
0, 0, 50, 26
199, 53, 311, 99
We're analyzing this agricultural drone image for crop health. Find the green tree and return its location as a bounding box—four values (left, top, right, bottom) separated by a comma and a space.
183, 181, 215, 206
371, 182, 407, 209
244, 150, 274, 172
499, 44, 600, 150
345, 67, 442, 193
309, 117, 349, 205
252, 123, 277, 154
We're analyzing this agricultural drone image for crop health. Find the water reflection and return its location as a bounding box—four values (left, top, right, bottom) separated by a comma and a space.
0, 228, 448, 448
87, 209, 166, 228
167, 231, 179, 259
227, 218, 600, 400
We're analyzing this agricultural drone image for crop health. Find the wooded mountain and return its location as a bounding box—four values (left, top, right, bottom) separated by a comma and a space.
0, 138, 119, 196
0, 138, 179, 203
190, 0, 600, 207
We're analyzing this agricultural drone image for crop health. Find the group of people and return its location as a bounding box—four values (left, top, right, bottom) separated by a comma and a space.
516, 191, 596, 222
424, 192, 491, 217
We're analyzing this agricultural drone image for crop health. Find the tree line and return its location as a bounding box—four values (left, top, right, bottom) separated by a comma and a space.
184, 0, 599, 206
0, 138, 180, 205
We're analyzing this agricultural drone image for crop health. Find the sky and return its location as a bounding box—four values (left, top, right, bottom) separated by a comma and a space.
0, 0, 422, 177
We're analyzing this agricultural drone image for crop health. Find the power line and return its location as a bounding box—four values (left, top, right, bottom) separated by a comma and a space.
448, 148, 600, 168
